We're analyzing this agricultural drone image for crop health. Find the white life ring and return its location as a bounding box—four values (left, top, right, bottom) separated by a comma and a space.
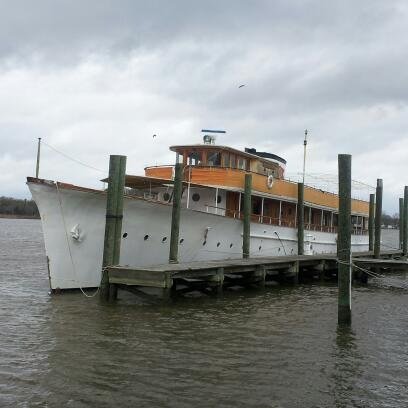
267, 175, 274, 189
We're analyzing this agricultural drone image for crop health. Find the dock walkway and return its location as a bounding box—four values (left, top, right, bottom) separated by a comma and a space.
107, 250, 405, 299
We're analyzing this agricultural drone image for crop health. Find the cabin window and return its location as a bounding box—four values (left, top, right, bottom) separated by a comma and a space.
237, 157, 246, 170
217, 195, 222, 204
189, 151, 201, 165
208, 151, 221, 166
223, 153, 230, 167
230, 155, 236, 168
252, 196, 262, 215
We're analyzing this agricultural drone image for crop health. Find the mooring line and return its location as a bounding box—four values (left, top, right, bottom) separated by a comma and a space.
337, 259, 408, 289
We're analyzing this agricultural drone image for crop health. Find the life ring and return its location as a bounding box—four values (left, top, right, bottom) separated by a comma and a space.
267, 175, 274, 189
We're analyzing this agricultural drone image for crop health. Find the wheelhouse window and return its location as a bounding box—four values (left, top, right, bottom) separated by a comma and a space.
222, 153, 230, 167
237, 157, 246, 170
230, 155, 236, 168
208, 151, 221, 166
189, 151, 201, 165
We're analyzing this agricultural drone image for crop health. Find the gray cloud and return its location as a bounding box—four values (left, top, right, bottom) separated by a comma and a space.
0, 1, 401, 60
0, 0, 407, 213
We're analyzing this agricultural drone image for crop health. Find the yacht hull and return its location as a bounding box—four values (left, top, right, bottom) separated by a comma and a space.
28, 180, 369, 290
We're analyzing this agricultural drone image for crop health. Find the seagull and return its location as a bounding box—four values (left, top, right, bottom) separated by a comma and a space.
238, 84, 246, 88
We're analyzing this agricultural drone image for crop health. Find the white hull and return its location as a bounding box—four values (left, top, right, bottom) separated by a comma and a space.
28, 181, 369, 290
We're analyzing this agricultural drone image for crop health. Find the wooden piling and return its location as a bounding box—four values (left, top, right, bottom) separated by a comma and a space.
403, 187, 408, 257
399, 197, 404, 251
337, 154, 352, 325
243, 173, 252, 259
169, 162, 183, 263
368, 193, 375, 251
297, 182, 304, 255
100, 155, 127, 301
374, 179, 383, 259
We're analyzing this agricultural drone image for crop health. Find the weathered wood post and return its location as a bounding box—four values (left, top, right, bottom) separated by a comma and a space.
100, 155, 127, 301
169, 162, 183, 263
374, 179, 383, 259
403, 187, 408, 257
243, 173, 252, 259
368, 193, 375, 251
297, 182, 304, 255
338, 154, 352, 325
399, 197, 404, 251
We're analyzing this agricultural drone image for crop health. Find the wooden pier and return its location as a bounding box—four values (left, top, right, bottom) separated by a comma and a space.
106, 250, 406, 300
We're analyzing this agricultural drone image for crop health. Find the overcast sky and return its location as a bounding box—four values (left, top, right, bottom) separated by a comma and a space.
1, 0, 407, 213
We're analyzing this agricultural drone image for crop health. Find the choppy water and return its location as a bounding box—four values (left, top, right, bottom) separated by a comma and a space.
0, 219, 407, 408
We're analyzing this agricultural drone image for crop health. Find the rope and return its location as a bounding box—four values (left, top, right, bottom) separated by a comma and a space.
43, 141, 105, 174
55, 182, 100, 298
274, 231, 287, 255
380, 242, 401, 251
337, 259, 408, 289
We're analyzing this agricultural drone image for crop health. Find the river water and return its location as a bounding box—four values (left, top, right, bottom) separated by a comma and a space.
0, 219, 407, 407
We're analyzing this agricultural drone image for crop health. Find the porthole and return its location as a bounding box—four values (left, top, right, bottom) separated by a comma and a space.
230, 243, 233, 248
217, 195, 222, 204
217, 242, 221, 247
259, 246, 262, 251
123, 232, 128, 238
192, 193, 200, 202
179, 238, 184, 244
203, 240, 207, 246
144, 234, 149, 241
278, 247, 281, 252
162, 237, 167, 243
163, 192, 170, 201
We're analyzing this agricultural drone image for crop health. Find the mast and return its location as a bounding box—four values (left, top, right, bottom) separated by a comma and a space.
35, 137, 41, 178
302, 129, 307, 184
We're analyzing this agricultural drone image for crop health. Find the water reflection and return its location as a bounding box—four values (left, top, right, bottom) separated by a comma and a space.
332, 326, 363, 408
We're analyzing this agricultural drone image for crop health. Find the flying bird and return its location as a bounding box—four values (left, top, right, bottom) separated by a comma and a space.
238, 84, 246, 88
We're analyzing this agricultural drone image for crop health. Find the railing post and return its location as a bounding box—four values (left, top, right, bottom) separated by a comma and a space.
399, 197, 404, 251
243, 173, 252, 259
368, 193, 375, 251
403, 187, 408, 257
374, 179, 383, 259
338, 154, 352, 326
100, 155, 127, 301
297, 183, 304, 255
169, 163, 183, 263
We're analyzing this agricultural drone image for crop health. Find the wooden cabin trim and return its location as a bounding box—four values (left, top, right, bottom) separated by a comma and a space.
145, 166, 173, 179
144, 165, 369, 215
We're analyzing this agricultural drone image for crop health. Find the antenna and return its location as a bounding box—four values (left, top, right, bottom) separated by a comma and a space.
302, 129, 308, 184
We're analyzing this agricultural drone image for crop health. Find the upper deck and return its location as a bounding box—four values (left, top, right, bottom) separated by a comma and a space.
145, 142, 369, 216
